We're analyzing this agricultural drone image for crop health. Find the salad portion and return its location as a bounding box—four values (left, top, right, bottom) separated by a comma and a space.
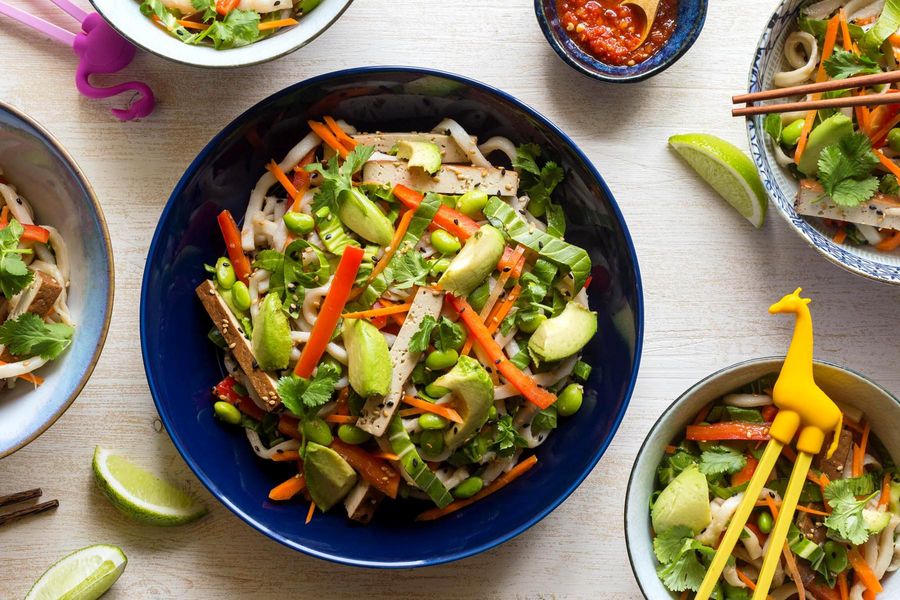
0, 169, 75, 390
140, 0, 320, 49
650, 374, 900, 599
764, 0, 900, 251
197, 116, 598, 523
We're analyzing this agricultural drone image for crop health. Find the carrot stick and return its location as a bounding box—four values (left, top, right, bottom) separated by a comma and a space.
692, 403, 713, 425
731, 455, 759, 487
852, 443, 863, 478
305, 501, 316, 524
664, 445, 677, 454
796, 15, 841, 163
19, 223, 51, 244
342, 302, 412, 320
497, 246, 527, 278
267, 160, 299, 200
290, 149, 317, 212
323, 116, 357, 152
323, 414, 357, 424
271, 451, 301, 462
330, 440, 400, 498
782, 545, 807, 600
417, 455, 538, 521
177, 19, 209, 30
875, 230, 900, 252
0, 207, 8, 228
258, 18, 298, 31
402, 395, 463, 424
349, 209, 414, 300
878, 473, 892, 508
486, 284, 521, 336
875, 149, 900, 187
268, 474, 305, 501
765, 494, 780, 519
735, 568, 757, 590
308, 120, 349, 159
849, 547, 883, 594
372, 452, 399, 461
838, 572, 849, 600
277, 415, 302, 440
392, 185, 481, 240
870, 112, 900, 146
796, 505, 829, 517
860, 420, 871, 461
833, 229, 848, 244
217, 210, 251, 284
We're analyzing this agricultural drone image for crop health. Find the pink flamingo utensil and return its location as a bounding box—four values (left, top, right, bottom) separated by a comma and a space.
0, 0, 155, 121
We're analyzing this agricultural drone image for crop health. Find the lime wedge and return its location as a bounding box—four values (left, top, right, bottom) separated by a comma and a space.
92, 446, 206, 526
669, 133, 768, 228
26, 544, 126, 600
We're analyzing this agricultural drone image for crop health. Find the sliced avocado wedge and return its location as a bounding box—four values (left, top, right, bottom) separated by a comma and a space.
528, 301, 597, 364
392, 140, 442, 175
797, 113, 854, 176
438, 225, 505, 296
304, 443, 357, 511
651, 464, 711, 535
343, 318, 391, 398
337, 188, 394, 246
432, 355, 494, 451
251, 294, 292, 371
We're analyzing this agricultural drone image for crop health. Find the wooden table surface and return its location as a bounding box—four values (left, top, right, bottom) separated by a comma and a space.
2, 1, 900, 598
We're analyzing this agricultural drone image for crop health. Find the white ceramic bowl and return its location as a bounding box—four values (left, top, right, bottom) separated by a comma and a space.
747, 0, 900, 284
90, 0, 355, 68
625, 357, 900, 598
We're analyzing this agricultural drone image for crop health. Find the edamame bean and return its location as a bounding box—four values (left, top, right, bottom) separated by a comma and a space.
518, 312, 546, 333
823, 540, 848, 573
452, 476, 484, 499
457, 189, 489, 217
488, 405, 498, 420
338, 424, 371, 445
469, 282, 490, 312
231, 281, 251, 312
889, 128, 900, 153
781, 119, 806, 147
426, 349, 459, 371
302, 418, 333, 446
430, 229, 461, 254
213, 401, 242, 425
425, 383, 450, 398
430, 257, 452, 277
419, 413, 449, 430
757, 510, 773, 534
419, 430, 444, 456
556, 383, 584, 416
215, 257, 236, 290
283, 211, 315, 235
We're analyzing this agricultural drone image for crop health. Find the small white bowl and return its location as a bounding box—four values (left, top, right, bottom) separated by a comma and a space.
625, 357, 900, 598
90, 0, 355, 68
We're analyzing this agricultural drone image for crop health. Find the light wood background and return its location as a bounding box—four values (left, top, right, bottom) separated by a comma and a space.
2, 1, 899, 598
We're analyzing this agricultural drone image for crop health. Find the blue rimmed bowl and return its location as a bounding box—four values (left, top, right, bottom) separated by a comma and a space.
0, 103, 114, 458
140, 66, 643, 567
747, 0, 900, 284
534, 0, 708, 83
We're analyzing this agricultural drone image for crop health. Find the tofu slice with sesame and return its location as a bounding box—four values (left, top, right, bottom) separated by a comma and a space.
196, 280, 280, 410
362, 161, 518, 195
796, 179, 900, 231
344, 481, 384, 524
352, 133, 473, 164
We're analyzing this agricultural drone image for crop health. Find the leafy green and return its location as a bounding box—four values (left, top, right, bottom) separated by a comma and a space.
818, 133, 880, 207
0, 220, 33, 298
707, 405, 763, 423
253, 240, 329, 317
657, 450, 699, 486
546, 203, 566, 238
191, 0, 218, 21
880, 174, 900, 195
307, 145, 375, 214
708, 481, 748, 500
140, 1, 202, 44
653, 525, 694, 563
824, 485, 877, 544
513, 143, 542, 175
825, 473, 879, 498
388, 415, 453, 507
532, 405, 557, 433
276, 362, 342, 419
653, 527, 716, 593
493, 414, 527, 457
573, 360, 592, 382
699, 446, 747, 476
860, 0, 900, 55
764, 114, 782, 143
409, 315, 437, 353
513, 144, 565, 218
0, 313, 74, 360
799, 17, 863, 44
824, 50, 881, 79
389, 250, 430, 290
484, 197, 591, 289
433, 317, 464, 352
202, 9, 261, 49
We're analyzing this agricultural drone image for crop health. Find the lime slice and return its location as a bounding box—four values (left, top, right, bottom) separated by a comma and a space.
26, 544, 126, 600
669, 133, 768, 228
92, 446, 207, 526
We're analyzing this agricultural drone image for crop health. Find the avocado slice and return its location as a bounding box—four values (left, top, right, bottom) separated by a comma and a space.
304, 443, 357, 511
438, 225, 505, 296
431, 355, 494, 451
337, 188, 394, 246
528, 301, 597, 364
651, 464, 711, 535
251, 293, 292, 371
342, 318, 392, 398
392, 140, 442, 175
797, 113, 854, 176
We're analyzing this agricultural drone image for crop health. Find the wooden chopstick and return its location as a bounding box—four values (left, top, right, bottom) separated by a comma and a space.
733, 92, 900, 117
0, 488, 59, 526
0, 487, 42, 508
733, 70, 900, 104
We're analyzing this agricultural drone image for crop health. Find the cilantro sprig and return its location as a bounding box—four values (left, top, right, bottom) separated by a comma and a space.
0, 220, 34, 299
698, 446, 747, 476
409, 316, 465, 353
306, 145, 375, 214
276, 362, 342, 419
824, 49, 882, 80
0, 313, 74, 360
823, 480, 878, 545
652, 526, 716, 593
817, 133, 880, 207
513, 143, 565, 224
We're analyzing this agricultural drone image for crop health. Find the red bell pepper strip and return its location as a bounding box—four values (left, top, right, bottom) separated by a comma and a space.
217, 210, 251, 284
447, 294, 557, 409
216, 0, 239, 15
294, 245, 365, 377
21, 224, 50, 244
213, 375, 264, 421
330, 440, 400, 499
685, 421, 772, 442
731, 455, 759, 487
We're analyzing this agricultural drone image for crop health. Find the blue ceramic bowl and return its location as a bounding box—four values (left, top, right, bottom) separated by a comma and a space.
747, 0, 900, 284
0, 103, 114, 458
534, 0, 708, 83
140, 67, 643, 568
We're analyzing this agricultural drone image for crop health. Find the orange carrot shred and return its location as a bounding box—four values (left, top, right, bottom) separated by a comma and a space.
796, 15, 840, 163
324, 414, 357, 424
876, 230, 900, 252
349, 209, 414, 300
735, 568, 757, 590
342, 302, 412, 320
879, 473, 892, 508
266, 160, 299, 200
271, 451, 301, 463
308, 120, 349, 159
401, 395, 463, 424
833, 229, 848, 244
323, 116, 357, 152
258, 18, 298, 31
268, 474, 305, 501
305, 501, 316, 525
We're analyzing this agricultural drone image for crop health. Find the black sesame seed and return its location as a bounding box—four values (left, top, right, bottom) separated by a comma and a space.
494, 359, 501, 365
502, 266, 511, 272
453, 219, 459, 225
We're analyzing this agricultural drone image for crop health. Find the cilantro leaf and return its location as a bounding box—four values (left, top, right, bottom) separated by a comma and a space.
818, 133, 880, 207
493, 414, 527, 457
512, 143, 542, 176
0, 220, 34, 299
409, 315, 437, 353
389, 251, 429, 290
653, 525, 695, 564
202, 9, 260, 49
699, 446, 747, 476
823, 486, 877, 545
191, 0, 217, 21
824, 49, 881, 79
275, 375, 308, 418
433, 317, 464, 352
764, 114, 782, 143
276, 362, 342, 418
140, 0, 202, 44
513, 144, 566, 218
307, 145, 375, 214
0, 313, 74, 360
656, 538, 715, 593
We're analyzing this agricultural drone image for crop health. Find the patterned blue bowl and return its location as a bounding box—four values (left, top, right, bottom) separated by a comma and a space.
141, 66, 644, 567
747, 0, 900, 284
0, 103, 114, 458
534, 0, 708, 83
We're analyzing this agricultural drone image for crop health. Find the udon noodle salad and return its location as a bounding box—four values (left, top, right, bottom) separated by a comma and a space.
197, 116, 598, 523
0, 169, 74, 388
764, 0, 900, 251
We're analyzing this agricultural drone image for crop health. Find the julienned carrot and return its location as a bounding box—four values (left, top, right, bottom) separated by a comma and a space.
735, 568, 757, 590
448, 295, 557, 410
838, 572, 849, 600
852, 443, 863, 478
217, 210, 252, 284
308, 120, 349, 159
479, 245, 525, 321
306, 501, 316, 524
258, 18, 298, 31
0, 207, 8, 228
796, 15, 840, 163
267, 160, 299, 200
324, 414, 357, 424
295, 245, 365, 377
417, 456, 539, 521
486, 284, 521, 336
875, 148, 900, 187
392, 185, 481, 240
269, 474, 305, 501
0, 359, 44, 386
290, 149, 317, 212
833, 229, 848, 244
870, 111, 900, 146
349, 209, 414, 300
398, 407, 425, 418
372, 452, 400, 461
731, 455, 759, 487
765, 494, 780, 520
796, 505, 830, 517
860, 420, 871, 463
330, 439, 400, 498
271, 451, 301, 462
782, 545, 807, 600
664, 445, 677, 454
13, 223, 51, 244
879, 473, 892, 508
342, 302, 412, 320
497, 245, 527, 278
323, 116, 357, 152
685, 421, 772, 441
876, 230, 900, 252
374, 298, 409, 327
849, 546, 883, 594
402, 395, 464, 424
177, 19, 209, 30
692, 403, 713, 425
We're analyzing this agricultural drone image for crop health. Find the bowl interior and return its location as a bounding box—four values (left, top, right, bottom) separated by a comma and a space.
0, 105, 113, 458
625, 357, 900, 598
534, 0, 708, 82
141, 67, 643, 567
748, 0, 900, 283
89, 0, 354, 68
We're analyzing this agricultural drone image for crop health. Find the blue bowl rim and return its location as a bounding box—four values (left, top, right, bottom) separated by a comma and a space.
533, 0, 709, 83
140, 65, 645, 568
622, 355, 900, 598
0, 100, 115, 458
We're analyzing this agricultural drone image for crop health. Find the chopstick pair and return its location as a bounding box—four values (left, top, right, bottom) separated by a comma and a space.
0, 488, 58, 526
731, 70, 900, 117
